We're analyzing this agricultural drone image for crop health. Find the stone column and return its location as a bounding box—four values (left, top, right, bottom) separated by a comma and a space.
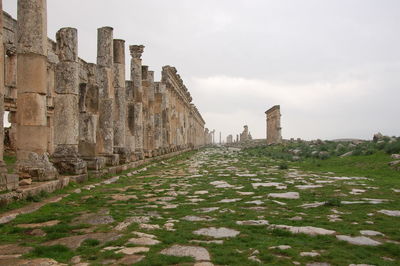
97, 27, 118, 166
52, 27, 86, 175
129, 45, 145, 159
141, 66, 149, 157
113, 39, 130, 163
16, 0, 58, 181
125, 81, 136, 160
147, 71, 155, 156
154, 82, 165, 154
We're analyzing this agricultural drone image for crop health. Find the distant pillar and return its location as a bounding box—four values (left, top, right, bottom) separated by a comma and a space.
129, 45, 145, 159
52, 27, 87, 175
113, 39, 130, 163
154, 82, 165, 154
266, 105, 282, 145
16, 0, 58, 181
147, 71, 155, 156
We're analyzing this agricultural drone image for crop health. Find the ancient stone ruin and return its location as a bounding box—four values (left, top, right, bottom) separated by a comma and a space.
265, 105, 282, 145
0, 0, 211, 193
240, 125, 252, 142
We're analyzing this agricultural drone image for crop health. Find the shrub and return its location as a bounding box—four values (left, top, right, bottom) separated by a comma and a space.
279, 163, 288, 170
385, 141, 400, 154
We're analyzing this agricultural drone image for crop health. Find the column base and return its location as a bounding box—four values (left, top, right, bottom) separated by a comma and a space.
51, 146, 87, 175
82, 157, 106, 171
16, 152, 59, 182
102, 154, 120, 166
114, 147, 131, 164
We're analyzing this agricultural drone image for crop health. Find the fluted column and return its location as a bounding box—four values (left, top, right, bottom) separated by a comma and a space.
16, 0, 58, 181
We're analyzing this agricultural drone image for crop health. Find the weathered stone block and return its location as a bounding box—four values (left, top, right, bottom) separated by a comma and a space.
82, 156, 106, 171
17, 54, 47, 94
54, 95, 79, 145
55, 62, 79, 94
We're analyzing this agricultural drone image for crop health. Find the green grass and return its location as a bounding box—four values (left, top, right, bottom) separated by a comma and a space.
0, 147, 399, 265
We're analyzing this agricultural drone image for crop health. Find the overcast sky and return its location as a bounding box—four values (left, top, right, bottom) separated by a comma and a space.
4, 0, 400, 140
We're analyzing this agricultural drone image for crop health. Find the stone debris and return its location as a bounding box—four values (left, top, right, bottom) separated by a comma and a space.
160, 245, 211, 261
295, 185, 323, 190
193, 227, 240, 238
117, 247, 150, 255
182, 216, 215, 222
236, 220, 269, 226
237, 191, 255, 196
378, 210, 400, 217
196, 207, 220, 213
73, 213, 114, 225
44, 232, 121, 249
269, 245, 291, 250
269, 225, 336, 236
210, 181, 235, 188
139, 224, 160, 230
252, 182, 283, 189
218, 198, 241, 203
16, 220, 60, 229
300, 251, 320, 257
194, 190, 209, 195
190, 240, 224, 245
360, 230, 384, 236
245, 200, 264, 205
268, 192, 300, 199
116, 255, 145, 265
336, 235, 381, 246
128, 237, 160, 246
300, 202, 325, 208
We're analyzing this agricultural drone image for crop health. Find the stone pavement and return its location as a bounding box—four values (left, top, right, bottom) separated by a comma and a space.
0, 147, 398, 265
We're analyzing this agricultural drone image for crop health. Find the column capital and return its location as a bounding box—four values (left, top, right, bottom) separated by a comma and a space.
129, 45, 145, 59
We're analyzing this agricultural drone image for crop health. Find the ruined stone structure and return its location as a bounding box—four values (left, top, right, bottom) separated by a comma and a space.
240, 125, 251, 142
0, 0, 210, 192
265, 105, 282, 145
226, 135, 233, 144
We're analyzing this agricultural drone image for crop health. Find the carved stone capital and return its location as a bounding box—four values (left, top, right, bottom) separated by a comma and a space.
129, 45, 145, 59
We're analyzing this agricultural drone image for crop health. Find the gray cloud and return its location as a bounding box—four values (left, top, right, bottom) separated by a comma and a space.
4, 0, 400, 140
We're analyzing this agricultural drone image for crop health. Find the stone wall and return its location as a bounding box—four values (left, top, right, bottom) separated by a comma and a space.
0, 1, 210, 191
265, 105, 282, 145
